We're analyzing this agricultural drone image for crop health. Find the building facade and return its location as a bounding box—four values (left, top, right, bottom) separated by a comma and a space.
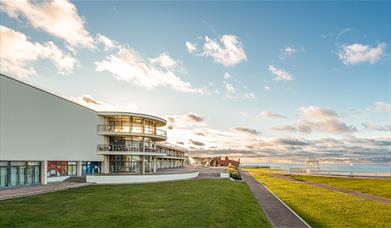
0, 74, 185, 189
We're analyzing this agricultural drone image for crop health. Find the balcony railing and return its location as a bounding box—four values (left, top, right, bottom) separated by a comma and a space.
97, 144, 157, 153
97, 125, 167, 138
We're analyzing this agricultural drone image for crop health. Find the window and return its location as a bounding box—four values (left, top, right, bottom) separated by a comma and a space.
47, 161, 67, 177
82, 162, 101, 175
0, 161, 41, 189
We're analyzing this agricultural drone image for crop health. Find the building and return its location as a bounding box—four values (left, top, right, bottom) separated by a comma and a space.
0, 74, 186, 189
209, 156, 240, 167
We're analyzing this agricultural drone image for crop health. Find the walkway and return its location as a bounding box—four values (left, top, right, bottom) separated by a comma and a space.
272, 174, 391, 205
241, 172, 310, 228
0, 182, 91, 201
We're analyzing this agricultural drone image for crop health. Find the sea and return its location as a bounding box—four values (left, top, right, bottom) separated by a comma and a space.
241, 163, 391, 176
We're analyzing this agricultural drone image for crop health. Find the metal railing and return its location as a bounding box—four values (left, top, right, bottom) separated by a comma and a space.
97, 144, 157, 153
96, 125, 167, 138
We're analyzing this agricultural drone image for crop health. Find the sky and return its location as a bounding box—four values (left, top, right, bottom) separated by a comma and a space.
1, 1, 390, 163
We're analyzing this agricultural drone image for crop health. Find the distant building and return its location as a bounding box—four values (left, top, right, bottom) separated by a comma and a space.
210, 156, 240, 167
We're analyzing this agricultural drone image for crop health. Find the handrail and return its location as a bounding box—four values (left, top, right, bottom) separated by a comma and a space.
97, 144, 157, 152
97, 125, 167, 137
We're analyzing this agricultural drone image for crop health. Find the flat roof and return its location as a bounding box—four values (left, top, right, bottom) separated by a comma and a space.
97, 111, 167, 126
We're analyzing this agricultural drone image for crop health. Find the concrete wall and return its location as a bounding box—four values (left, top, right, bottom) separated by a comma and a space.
0, 75, 103, 161
86, 172, 199, 184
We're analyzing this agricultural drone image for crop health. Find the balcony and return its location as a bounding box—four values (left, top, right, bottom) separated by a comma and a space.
96, 125, 167, 140
97, 144, 166, 156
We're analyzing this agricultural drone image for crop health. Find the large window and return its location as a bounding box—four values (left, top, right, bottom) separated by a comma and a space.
109, 155, 153, 173
0, 161, 41, 189
82, 162, 101, 175
47, 161, 73, 177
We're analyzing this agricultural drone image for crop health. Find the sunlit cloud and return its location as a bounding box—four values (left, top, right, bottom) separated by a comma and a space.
1, 0, 94, 48
268, 65, 293, 81
368, 101, 391, 112
338, 42, 386, 65
70, 94, 138, 111
185, 41, 197, 54
279, 46, 296, 59
95, 47, 207, 93
0, 25, 77, 79
261, 111, 287, 119
362, 122, 391, 132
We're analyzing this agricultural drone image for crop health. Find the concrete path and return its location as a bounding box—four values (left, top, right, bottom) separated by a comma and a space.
0, 182, 91, 201
242, 172, 310, 228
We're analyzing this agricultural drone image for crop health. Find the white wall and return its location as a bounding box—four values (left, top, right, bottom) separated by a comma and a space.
0, 75, 103, 161
86, 172, 199, 184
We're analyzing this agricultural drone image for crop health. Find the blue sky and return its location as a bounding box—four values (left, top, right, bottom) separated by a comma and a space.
1, 1, 390, 163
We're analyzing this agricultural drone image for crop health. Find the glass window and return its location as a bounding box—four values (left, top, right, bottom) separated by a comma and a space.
0, 166, 8, 188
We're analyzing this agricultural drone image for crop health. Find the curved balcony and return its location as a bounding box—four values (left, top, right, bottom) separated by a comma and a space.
97, 125, 167, 140
97, 144, 166, 156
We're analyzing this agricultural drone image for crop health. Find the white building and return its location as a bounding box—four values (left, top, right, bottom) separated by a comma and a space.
0, 74, 186, 188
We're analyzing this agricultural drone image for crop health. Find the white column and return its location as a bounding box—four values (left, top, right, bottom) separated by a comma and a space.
153, 156, 157, 173
102, 155, 110, 174
41, 161, 47, 185
76, 160, 82, 176
142, 156, 145, 174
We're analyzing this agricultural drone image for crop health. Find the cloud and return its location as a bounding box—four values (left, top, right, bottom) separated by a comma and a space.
264, 86, 271, 91
185, 41, 197, 54
261, 111, 287, 119
201, 34, 247, 66
338, 43, 386, 65
223, 80, 256, 100
95, 47, 206, 93
223, 81, 236, 96
1, 0, 94, 48
149, 52, 179, 70
369, 101, 391, 112
275, 138, 309, 146
223, 72, 231, 79
299, 106, 338, 119
271, 126, 297, 132
279, 46, 296, 59
362, 122, 391, 132
189, 139, 205, 146
70, 94, 138, 111
268, 65, 293, 81
95, 33, 118, 51
0, 25, 77, 79
298, 119, 356, 134
186, 113, 204, 123
233, 127, 259, 135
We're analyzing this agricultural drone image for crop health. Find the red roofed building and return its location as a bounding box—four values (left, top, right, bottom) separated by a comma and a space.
209, 156, 240, 167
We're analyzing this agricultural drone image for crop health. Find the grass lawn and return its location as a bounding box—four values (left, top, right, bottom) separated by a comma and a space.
246, 169, 391, 228
290, 174, 391, 198
0, 179, 271, 228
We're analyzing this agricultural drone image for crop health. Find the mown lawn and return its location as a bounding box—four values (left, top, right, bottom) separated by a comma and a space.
0, 179, 271, 228
290, 174, 391, 198
246, 169, 391, 228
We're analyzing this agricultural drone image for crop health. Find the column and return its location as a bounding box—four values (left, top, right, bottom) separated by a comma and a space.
102, 155, 110, 174
142, 156, 145, 174
153, 156, 157, 173
41, 161, 47, 185
76, 160, 82, 176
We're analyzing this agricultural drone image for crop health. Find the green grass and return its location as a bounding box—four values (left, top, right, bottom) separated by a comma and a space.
0, 179, 271, 228
290, 174, 391, 198
247, 169, 391, 228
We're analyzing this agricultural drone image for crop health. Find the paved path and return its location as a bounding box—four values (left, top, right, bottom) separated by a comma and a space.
272, 174, 391, 205
242, 172, 310, 228
0, 182, 91, 201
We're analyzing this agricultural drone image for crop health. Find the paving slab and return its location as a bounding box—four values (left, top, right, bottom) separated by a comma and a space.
241, 171, 310, 228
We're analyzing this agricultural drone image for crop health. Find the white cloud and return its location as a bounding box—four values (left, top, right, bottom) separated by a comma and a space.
202, 34, 247, 66
261, 111, 287, 119
264, 86, 271, 91
95, 33, 118, 51
268, 65, 293, 81
362, 122, 391, 132
95, 47, 206, 93
338, 43, 386, 65
0, 25, 77, 79
279, 46, 296, 59
222, 80, 256, 100
298, 119, 356, 134
299, 106, 338, 119
243, 92, 256, 99
185, 41, 197, 54
223, 72, 231, 79
1, 0, 94, 48
149, 52, 178, 70
369, 101, 391, 112
223, 81, 236, 97
70, 94, 138, 111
